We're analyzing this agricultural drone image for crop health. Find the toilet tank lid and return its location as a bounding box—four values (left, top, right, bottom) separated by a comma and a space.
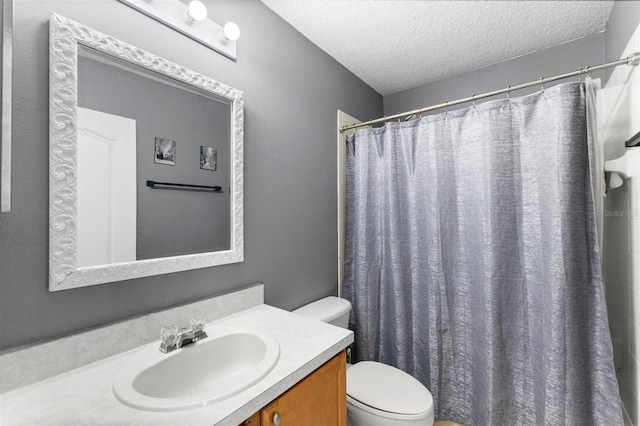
293, 296, 351, 323
347, 361, 433, 416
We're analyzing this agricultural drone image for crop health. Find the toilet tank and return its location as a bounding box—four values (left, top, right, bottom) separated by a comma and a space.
293, 296, 352, 329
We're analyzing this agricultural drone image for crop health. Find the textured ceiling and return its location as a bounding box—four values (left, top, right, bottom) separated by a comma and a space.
260, 0, 614, 95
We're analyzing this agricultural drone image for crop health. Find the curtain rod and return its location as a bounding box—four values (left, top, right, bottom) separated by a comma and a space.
340, 52, 640, 133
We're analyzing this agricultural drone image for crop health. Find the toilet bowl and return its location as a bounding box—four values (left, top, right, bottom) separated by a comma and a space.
293, 296, 434, 426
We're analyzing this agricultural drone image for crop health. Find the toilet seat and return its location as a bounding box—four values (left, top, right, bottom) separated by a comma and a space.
346, 361, 433, 420
347, 395, 432, 422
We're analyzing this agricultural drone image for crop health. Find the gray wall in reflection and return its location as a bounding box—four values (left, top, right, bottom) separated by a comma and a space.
78, 56, 231, 259
0, 0, 382, 351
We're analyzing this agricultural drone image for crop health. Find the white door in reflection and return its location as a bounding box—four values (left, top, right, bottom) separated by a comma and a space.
77, 107, 137, 267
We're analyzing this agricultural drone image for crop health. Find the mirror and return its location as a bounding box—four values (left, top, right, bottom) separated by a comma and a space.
49, 13, 244, 291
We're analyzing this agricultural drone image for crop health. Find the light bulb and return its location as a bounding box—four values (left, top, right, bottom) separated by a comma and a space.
186, 0, 207, 23
222, 22, 240, 42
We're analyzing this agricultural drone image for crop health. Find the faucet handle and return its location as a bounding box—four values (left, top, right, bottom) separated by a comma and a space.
190, 316, 206, 333
160, 324, 179, 347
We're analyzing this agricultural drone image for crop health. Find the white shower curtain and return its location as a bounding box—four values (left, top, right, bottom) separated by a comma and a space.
585, 76, 605, 251
343, 82, 621, 425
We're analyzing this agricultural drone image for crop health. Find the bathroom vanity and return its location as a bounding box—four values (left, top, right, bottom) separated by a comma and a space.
0, 287, 353, 425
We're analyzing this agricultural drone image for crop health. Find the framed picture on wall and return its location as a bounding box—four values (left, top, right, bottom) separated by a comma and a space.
154, 137, 176, 165
200, 146, 217, 171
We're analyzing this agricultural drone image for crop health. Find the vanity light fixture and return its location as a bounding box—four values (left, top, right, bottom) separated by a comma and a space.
186, 0, 207, 23
118, 0, 238, 60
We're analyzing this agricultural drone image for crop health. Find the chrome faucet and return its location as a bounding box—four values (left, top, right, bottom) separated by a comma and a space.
159, 317, 208, 354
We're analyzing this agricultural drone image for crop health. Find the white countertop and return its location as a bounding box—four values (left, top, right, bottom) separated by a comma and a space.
0, 304, 354, 426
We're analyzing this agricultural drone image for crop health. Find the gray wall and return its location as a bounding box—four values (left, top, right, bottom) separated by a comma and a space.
384, 33, 605, 117
78, 55, 232, 259
0, 0, 382, 351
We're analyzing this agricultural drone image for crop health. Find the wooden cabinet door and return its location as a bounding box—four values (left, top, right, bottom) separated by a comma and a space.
239, 411, 261, 425
261, 351, 346, 426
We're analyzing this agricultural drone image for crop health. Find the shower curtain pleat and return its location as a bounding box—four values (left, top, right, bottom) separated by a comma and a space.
343, 82, 622, 425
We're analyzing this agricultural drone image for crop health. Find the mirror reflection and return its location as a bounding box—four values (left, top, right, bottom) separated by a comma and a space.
49, 13, 243, 291
76, 47, 231, 267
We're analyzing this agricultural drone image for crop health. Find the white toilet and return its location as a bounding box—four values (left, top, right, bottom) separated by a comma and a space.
294, 296, 434, 426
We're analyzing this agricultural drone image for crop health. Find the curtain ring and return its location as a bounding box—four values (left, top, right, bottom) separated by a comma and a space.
540, 77, 545, 92
398, 113, 401, 123
506, 85, 511, 100
472, 94, 476, 107
585, 65, 591, 80
419, 108, 423, 118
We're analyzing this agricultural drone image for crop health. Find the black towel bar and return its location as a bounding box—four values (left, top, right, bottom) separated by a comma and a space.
146, 180, 223, 192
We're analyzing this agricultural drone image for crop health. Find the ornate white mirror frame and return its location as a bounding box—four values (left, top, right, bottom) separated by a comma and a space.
49, 13, 244, 291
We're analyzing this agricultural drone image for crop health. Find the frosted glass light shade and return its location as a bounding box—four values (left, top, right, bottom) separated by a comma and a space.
222, 22, 240, 41
186, 0, 207, 22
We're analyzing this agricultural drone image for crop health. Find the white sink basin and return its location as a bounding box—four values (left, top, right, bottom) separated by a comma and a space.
113, 327, 280, 411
